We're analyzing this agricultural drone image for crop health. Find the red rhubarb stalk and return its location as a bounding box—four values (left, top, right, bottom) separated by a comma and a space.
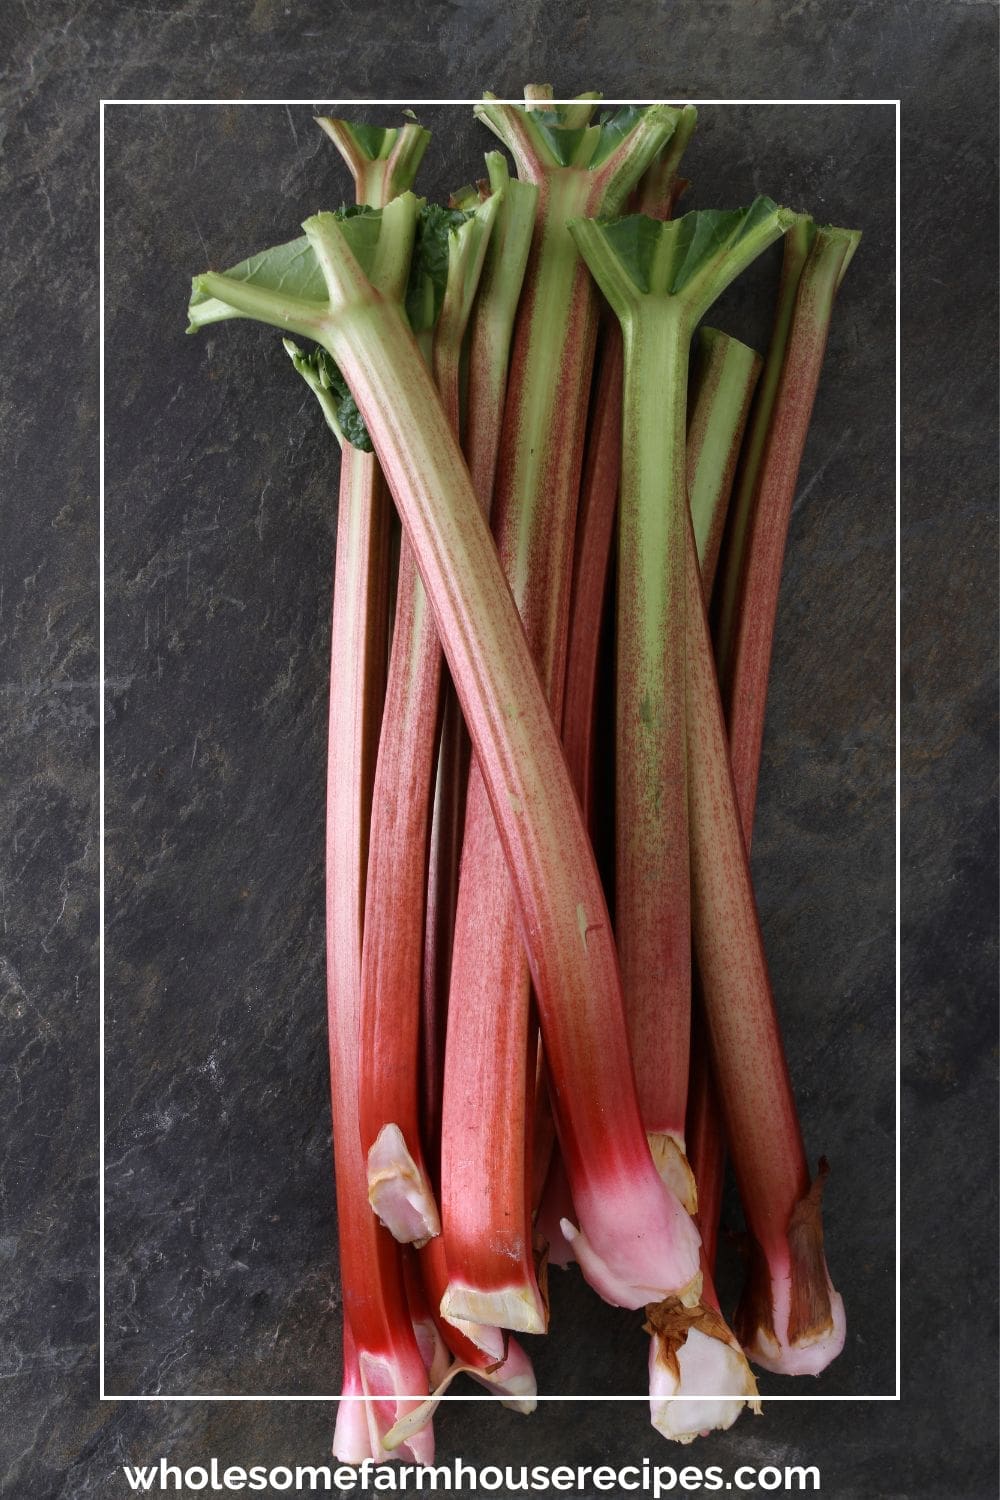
714, 223, 861, 846
412, 1236, 537, 1419
438, 97, 688, 1334
297, 125, 434, 1460
188, 185, 703, 1324
420, 159, 538, 1153
714, 215, 813, 669
681, 327, 763, 1315
685, 498, 846, 1376
359, 196, 499, 1247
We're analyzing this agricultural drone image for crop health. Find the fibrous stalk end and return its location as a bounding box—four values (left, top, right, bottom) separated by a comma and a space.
440, 1278, 547, 1337
735, 1161, 846, 1376
646, 1298, 761, 1444
648, 1131, 699, 1215
366, 1124, 441, 1247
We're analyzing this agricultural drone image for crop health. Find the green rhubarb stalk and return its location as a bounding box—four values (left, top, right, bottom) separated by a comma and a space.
568, 198, 794, 1201
316, 114, 430, 212
561, 112, 696, 827
554, 320, 761, 1273
714, 223, 861, 846
688, 329, 763, 595
439, 98, 687, 1333
570, 200, 792, 1443
451, 153, 539, 509
188, 189, 702, 1333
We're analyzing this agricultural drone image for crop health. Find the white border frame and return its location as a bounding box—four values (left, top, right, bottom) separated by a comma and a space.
97, 96, 905, 1404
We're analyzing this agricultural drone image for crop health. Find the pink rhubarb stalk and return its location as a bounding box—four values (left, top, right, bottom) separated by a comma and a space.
714, 222, 860, 846
438, 97, 689, 1334
359, 195, 499, 1247
332, 1322, 375, 1465
684, 1004, 727, 1311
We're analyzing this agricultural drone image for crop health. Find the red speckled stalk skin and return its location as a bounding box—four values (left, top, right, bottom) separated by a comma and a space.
720, 233, 853, 848
685, 504, 811, 1275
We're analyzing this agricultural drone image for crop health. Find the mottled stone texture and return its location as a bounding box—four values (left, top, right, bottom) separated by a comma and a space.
1, 1, 996, 1496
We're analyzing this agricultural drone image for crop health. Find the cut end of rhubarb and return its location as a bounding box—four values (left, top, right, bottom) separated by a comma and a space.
332, 1396, 374, 1465
739, 1272, 846, 1377
560, 1216, 702, 1312
468, 1336, 538, 1415
735, 1161, 847, 1376
356, 1350, 435, 1465
648, 1132, 699, 1216
564, 1164, 703, 1310
384, 1342, 537, 1451
440, 1278, 547, 1337
367, 1124, 441, 1247
646, 1302, 761, 1444
410, 1309, 452, 1391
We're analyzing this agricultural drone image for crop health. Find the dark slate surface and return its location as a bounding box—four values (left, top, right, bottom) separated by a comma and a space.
2, 2, 997, 1496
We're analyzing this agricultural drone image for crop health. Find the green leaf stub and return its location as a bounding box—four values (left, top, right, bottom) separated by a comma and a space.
570, 197, 793, 325
405, 202, 474, 334
293, 344, 373, 451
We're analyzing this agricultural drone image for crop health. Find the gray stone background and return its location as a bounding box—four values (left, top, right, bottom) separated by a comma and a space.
2, 2, 996, 1496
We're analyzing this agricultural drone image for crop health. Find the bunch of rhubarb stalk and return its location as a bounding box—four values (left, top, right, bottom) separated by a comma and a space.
187, 92, 860, 1459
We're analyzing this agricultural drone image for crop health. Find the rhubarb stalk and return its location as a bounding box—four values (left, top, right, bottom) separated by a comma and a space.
359, 194, 499, 1247
568, 199, 794, 1209
655, 345, 768, 1429
187, 188, 702, 1329
285, 129, 433, 1458
439, 97, 688, 1334
421, 158, 538, 1151
688, 328, 763, 595
685, 495, 846, 1375
561, 115, 695, 826
570, 201, 792, 1440
714, 223, 861, 845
